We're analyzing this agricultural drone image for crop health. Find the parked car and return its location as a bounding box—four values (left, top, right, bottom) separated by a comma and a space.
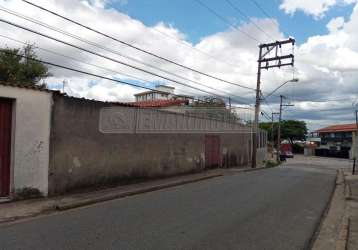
280, 143, 294, 160
281, 150, 294, 158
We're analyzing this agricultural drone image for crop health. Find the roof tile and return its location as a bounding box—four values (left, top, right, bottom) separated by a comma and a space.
130, 99, 189, 108
316, 123, 357, 133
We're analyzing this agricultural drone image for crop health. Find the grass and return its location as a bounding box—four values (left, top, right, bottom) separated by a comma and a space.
265, 160, 281, 168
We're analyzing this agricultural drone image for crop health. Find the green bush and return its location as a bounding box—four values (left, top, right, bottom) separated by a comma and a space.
292, 143, 304, 154
265, 160, 280, 168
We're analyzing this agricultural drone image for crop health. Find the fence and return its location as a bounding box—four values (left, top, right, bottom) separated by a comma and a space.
99, 106, 255, 134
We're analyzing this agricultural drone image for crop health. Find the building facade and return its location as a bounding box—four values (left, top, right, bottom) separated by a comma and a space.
0, 82, 267, 199
0, 83, 52, 197
134, 85, 193, 102
315, 124, 357, 159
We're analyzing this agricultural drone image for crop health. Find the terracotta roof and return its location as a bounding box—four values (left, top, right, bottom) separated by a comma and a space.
130, 99, 189, 108
316, 123, 358, 133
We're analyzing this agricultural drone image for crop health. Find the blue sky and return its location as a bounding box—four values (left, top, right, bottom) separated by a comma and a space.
111, 0, 355, 44
3, 0, 358, 129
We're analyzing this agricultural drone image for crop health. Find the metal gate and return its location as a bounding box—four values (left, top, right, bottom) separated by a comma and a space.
205, 135, 221, 168
0, 98, 12, 197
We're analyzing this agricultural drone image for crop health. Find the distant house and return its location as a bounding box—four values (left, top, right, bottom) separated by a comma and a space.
132, 87, 244, 123
134, 85, 193, 103
132, 85, 193, 112
315, 123, 357, 159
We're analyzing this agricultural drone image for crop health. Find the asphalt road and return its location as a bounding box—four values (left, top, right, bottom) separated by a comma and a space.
0, 166, 336, 250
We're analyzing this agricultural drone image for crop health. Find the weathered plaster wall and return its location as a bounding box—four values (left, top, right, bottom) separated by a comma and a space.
257, 147, 268, 166
49, 95, 266, 195
0, 85, 52, 196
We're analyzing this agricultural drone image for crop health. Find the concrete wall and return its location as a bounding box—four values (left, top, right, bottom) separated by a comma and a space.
0, 85, 52, 196
49, 95, 266, 195
257, 147, 268, 166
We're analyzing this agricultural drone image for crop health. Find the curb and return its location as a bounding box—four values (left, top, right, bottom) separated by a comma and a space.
336, 215, 350, 250
55, 173, 223, 211
339, 170, 351, 250
310, 170, 339, 250
345, 183, 352, 200
243, 166, 267, 172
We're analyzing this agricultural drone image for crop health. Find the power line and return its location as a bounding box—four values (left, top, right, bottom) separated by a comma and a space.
0, 6, 253, 105
0, 18, 253, 105
0, 50, 157, 93
261, 96, 275, 114
0, 31, 253, 105
261, 110, 272, 121
0, 49, 244, 107
292, 107, 355, 113
248, 0, 277, 29
193, 0, 261, 43
249, 0, 274, 20
267, 95, 358, 103
292, 97, 358, 103
151, 26, 242, 69
0, 34, 155, 85
224, 0, 275, 41
20, 0, 256, 91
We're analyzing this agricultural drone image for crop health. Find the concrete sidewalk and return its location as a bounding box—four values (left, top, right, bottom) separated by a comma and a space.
344, 167, 358, 250
0, 167, 266, 224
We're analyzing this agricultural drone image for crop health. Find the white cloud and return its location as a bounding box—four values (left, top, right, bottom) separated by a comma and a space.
0, 0, 274, 103
327, 16, 345, 32
82, 0, 126, 9
1, 0, 358, 129
280, 0, 337, 18
280, 0, 356, 18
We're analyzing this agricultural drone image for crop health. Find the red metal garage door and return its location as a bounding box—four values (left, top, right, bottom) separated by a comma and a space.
205, 135, 221, 169
0, 98, 12, 197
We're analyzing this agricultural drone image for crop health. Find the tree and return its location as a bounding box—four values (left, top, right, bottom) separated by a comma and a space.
0, 44, 51, 88
281, 120, 307, 143
260, 120, 307, 144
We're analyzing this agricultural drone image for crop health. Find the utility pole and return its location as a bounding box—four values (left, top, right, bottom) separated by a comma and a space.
271, 112, 279, 158
354, 109, 358, 174
251, 38, 295, 168
277, 95, 294, 162
271, 112, 279, 142
62, 79, 68, 93
229, 97, 232, 111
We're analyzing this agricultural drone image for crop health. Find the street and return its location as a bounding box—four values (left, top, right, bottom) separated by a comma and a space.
0, 160, 338, 250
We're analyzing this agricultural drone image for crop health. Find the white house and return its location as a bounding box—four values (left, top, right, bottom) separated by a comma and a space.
134, 85, 193, 102
0, 82, 53, 198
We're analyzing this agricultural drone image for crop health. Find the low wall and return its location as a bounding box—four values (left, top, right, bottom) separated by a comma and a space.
49, 95, 266, 195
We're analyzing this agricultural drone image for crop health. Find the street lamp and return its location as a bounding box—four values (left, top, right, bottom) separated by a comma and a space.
265, 78, 299, 99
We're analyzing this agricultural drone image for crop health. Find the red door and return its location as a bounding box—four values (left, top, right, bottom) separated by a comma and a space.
205, 135, 221, 168
0, 98, 12, 197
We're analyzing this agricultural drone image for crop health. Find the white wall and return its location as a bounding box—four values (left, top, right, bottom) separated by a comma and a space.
0, 85, 52, 196
155, 85, 174, 94
257, 147, 268, 167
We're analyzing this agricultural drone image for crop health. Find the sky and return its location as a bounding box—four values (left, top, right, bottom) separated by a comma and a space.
1, 0, 358, 131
